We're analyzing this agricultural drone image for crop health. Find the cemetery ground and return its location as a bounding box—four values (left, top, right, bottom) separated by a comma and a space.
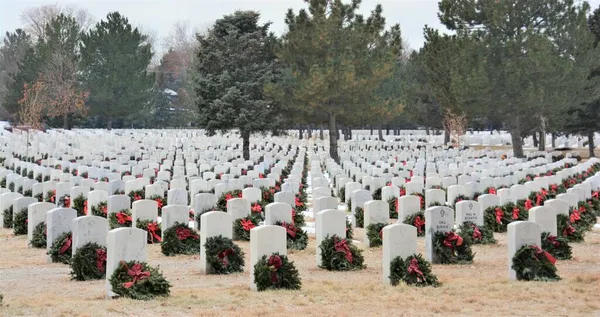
1, 226, 599, 316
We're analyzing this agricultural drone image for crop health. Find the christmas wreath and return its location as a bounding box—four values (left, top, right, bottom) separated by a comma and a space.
195, 207, 217, 230
528, 191, 548, 207
292, 208, 305, 227
346, 219, 353, 239
3, 206, 13, 228
47, 231, 72, 264
428, 201, 443, 208
71, 194, 86, 217
354, 207, 364, 228
483, 205, 510, 233
557, 214, 584, 242
403, 211, 425, 237
147, 195, 166, 216
319, 235, 365, 271
216, 190, 243, 211
203, 235, 245, 274
366, 222, 386, 247
109, 260, 171, 300
511, 244, 560, 281
136, 220, 162, 244
233, 216, 258, 241
70, 242, 107, 281
458, 221, 496, 245
387, 197, 398, 219
30, 222, 47, 248
13, 207, 28, 235
453, 195, 470, 208
432, 230, 474, 264
339, 187, 346, 203
23, 189, 32, 197
8, 182, 14, 192
109, 209, 132, 229
261, 186, 276, 204
45, 190, 55, 203
91, 202, 108, 218
276, 221, 308, 250
412, 193, 425, 210
34, 192, 43, 202
250, 202, 265, 221
483, 187, 497, 195
295, 194, 307, 212
389, 253, 440, 287
161, 222, 200, 256
541, 232, 572, 260
253, 253, 301, 291
58, 195, 70, 208
504, 203, 526, 221
128, 190, 145, 202
576, 202, 596, 231
372, 188, 382, 201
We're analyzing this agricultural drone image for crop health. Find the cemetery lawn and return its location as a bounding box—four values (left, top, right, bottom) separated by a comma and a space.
1, 226, 599, 316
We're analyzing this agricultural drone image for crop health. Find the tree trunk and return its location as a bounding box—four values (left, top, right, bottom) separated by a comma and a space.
386, 127, 390, 135
349, 127, 353, 140
298, 127, 303, 139
588, 131, 596, 158
107, 119, 112, 130
532, 132, 539, 148
551, 133, 556, 148
426, 127, 430, 135
63, 114, 69, 130
337, 127, 341, 140
510, 120, 524, 158
378, 125, 384, 141
444, 128, 450, 145
241, 130, 250, 160
370, 126, 373, 135
319, 125, 324, 140
538, 131, 546, 151
307, 125, 312, 139
328, 113, 339, 163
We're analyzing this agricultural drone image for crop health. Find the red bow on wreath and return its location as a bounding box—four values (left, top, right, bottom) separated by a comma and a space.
400, 188, 406, 196
524, 200, 533, 211
488, 187, 497, 195
122, 263, 151, 289
51, 190, 56, 203
531, 245, 557, 265
443, 232, 463, 250
512, 207, 520, 220
102, 205, 108, 216
59, 233, 72, 255
291, 209, 296, 223
241, 218, 255, 231
147, 222, 162, 242
495, 207, 504, 224
268, 255, 283, 283
176, 227, 198, 240
155, 199, 163, 209
133, 194, 142, 201
407, 258, 425, 282
471, 225, 482, 241
551, 185, 558, 193
563, 225, 576, 237
578, 206, 586, 214
535, 194, 543, 206
64, 196, 71, 208
334, 238, 353, 263
413, 216, 425, 234
592, 191, 599, 199
251, 203, 262, 214
295, 197, 303, 207
96, 248, 107, 272
116, 212, 132, 224
83, 201, 88, 215
225, 194, 233, 201
570, 210, 580, 223
546, 235, 560, 248
282, 222, 297, 238
218, 248, 234, 266
540, 188, 548, 197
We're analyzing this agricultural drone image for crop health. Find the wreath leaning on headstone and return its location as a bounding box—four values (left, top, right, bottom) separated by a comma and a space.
387, 197, 398, 219
458, 221, 496, 245
30, 222, 47, 248
203, 235, 245, 274
70, 242, 107, 281
354, 207, 364, 228
319, 234, 365, 271
233, 216, 258, 241
557, 214, 584, 242
47, 231, 73, 264
389, 253, 440, 287
147, 195, 166, 216
345, 219, 353, 240
109, 209, 132, 229
71, 194, 86, 217
136, 219, 162, 244
403, 211, 425, 237
511, 244, 560, 281
91, 201, 108, 218
109, 260, 171, 300
483, 206, 510, 233
452, 195, 470, 208
366, 222, 386, 247
541, 232, 572, 260
253, 253, 301, 291
13, 207, 28, 235
161, 223, 200, 256
276, 221, 308, 250
432, 230, 475, 264
3, 206, 13, 228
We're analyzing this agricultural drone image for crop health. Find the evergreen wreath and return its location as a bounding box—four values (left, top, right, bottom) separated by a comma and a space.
483, 206, 510, 233
372, 188, 382, 201
58, 195, 70, 208
250, 202, 265, 221
432, 230, 475, 264
203, 235, 245, 274
34, 192, 43, 202
319, 234, 365, 271
387, 197, 398, 219
109, 209, 132, 229
8, 182, 14, 192
366, 222, 386, 247
557, 214, 584, 242
30, 222, 47, 248
147, 195, 166, 216
136, 219, 162, 244
128, 189, 145, 202
70, 242, 107, 281
294, 194, 307, 212
541, 232, 572, 260
452, 195, 470, 208
109, 260, 171, 300
23, 189, 32, 197
91, 201, 108, 218
339, 187, 346, 203
389, 253, 440, 287
458, 221, 496, 245
428, 201, 443, 208
13, 207, 28, 235
412, 192, 426, 210
3, 206, 13, 228
161, 222, 200, 256
44, 190, 55, 203
195, 207, 217, 230
71, 194, 86, 217
276, 221, 308, 250
233, 216, 258, 241
511, 244, 560, 281
576, 202, 596, 231
504, 202, 526, 221
346, 219, 353, 240
403, 211, 425, 237
253, 253, 301, 291
292, 208, 305, 227
47, 231, 72, 264
354, 207, 364, 228
216, 190, 243, 211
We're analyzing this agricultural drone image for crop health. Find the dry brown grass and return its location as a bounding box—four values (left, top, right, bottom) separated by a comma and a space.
1, 226, 600, 317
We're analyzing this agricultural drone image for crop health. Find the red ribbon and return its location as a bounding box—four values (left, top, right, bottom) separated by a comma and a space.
546, 235, 560, 247
102, 205, 107, 216
291, 209, 296, 223
218, 248, 234, 266
443, 232, 463, 250
282, 222, 297, 238
116, 212, 132, 224
400, 188, 406, 196
295, 197, 303, 207
147, 222, 162, 242
83, 201, 88, 215
578, 205, 587, 214
540, 189, 548, 197
134, 194, 142, 201
155, 198, 163, 209
225, 194, 233, 201
334, 237, 353, 263
488, 187, 496, 195
394, 198, 399, 212
570, 210, 580, 223
59, 233, 72, 254
241, 218, 255, 231
531, 245, 557, 265
512, 207, 521, 220
251, 203, 262, 214
524, 200, 533, 211
96, 248, 107, 272
268, 255, 282, 283
495, 207, 504, 224
563, 225, 576, 236
259, 173, 265, 179
551, 185, 558, 193
471, 225, 482, 241
592, 191, 599, 199
407, 258, 425, 282
535, 194, 543, 206
64, 196, 71, 208
51, 190, 56, 203
122, 262, 151, 289
176, 227, 198, 240
413, 216, 425, 234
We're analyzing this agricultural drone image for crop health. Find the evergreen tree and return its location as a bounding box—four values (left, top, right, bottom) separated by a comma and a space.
0, 29, 32, 118
194, 11, 284, 160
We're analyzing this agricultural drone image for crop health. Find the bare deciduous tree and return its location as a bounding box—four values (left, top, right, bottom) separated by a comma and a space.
443, 109, 467, 147
20, 4, 93, 40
